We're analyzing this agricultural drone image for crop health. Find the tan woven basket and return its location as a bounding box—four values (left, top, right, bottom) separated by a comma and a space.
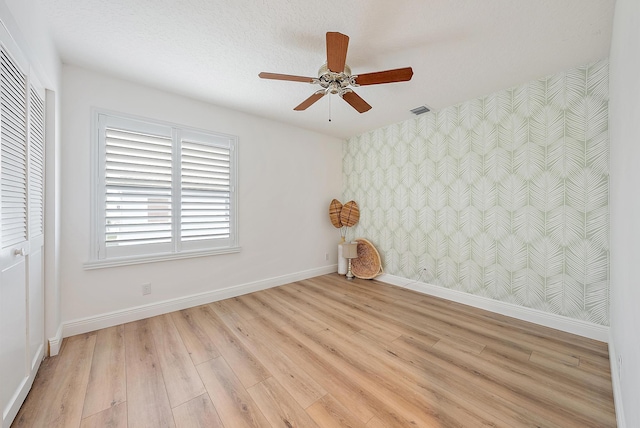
340, 201, 360, 227
350, 238, 383, 279
329, 199, 343, 228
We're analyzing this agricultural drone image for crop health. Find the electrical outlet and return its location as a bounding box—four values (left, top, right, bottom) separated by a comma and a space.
142, 283, 152, 296
325, 253, 329, 261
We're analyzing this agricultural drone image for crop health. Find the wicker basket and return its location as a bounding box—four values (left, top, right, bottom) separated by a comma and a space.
329, 199, 343, 228
340, 201, 360, 227
350, 238, 383, 279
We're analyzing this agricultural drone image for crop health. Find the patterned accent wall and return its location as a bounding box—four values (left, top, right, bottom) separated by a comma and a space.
343, 60, 609, 325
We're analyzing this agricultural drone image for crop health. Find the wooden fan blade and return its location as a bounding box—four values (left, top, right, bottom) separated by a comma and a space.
259, 72, 315, 83
354, 67, 414, 86
342, 91, 372, 113
294, 91, 325, 111
326, 32, 349, 73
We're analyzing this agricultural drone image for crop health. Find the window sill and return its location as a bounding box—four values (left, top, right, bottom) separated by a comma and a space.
83, 246, 242, 270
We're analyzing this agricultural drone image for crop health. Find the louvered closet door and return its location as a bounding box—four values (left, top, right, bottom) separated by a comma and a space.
0, 45, 46, 428
27, 82, 45, 377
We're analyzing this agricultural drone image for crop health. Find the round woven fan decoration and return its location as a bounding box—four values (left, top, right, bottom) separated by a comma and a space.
329, 199, 343, 228
350, 238, 383, 279
339, 201, 360, 227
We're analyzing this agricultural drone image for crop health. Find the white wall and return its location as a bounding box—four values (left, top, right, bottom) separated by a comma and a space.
609, 0, 640, 425
1, 0, 63, 347
60, 65, 342, 327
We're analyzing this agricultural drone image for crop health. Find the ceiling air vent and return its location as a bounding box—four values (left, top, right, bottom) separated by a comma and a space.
410, 105, 430, 115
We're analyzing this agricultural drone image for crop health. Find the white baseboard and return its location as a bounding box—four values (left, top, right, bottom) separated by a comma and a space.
48, 323, 63, 357
608, 338, 626, 428
61, 265, 337, 338
378, 273, 609, 342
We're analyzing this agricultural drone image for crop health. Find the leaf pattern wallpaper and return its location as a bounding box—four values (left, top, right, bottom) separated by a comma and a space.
343, 60, 609, 325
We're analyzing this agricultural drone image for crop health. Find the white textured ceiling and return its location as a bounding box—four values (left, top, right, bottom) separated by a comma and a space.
39, 0, 614, 139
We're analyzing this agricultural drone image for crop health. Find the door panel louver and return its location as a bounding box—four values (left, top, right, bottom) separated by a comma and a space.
1, 50, 28, 248
105, 127, 173, 247
180, 141, 231, 242
29, 87, 45, 237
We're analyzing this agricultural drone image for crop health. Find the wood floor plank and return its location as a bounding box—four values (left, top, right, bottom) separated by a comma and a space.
381, 281, 608, 362
245, 295, 432, 427
172, 393, 224, 428
306, 394, 367, 428
244, 316, 379, 425
11, 349, 61, 427
148, 314, 206, 408
286, 281, 404, 343
196, 357, 271, 428
124, 319, 175, 428
301, 278, 454, 350
212, 296, 259, 321
44, 333, 97, 427
79, 401, 127, 428
192, 304, 270, 388
247, 377, 321, 428
391, 334, 615, 427
218, 312, 326, 408
433, 296, 610, 357
241, 290, 331, 333
321, 281, 504, 358
528, 350, 613, 392
267, 317, 464, 427
317, 327, 509, 427
433, 336, 486, 355
395, 333, 578, 427
273, 286, 361, 335
366, 417, 387, 428
14, 273, 615, 428
477, 346, 616, 419
82, 325, 126, 419
380, 334, 554, 428
170, 308, 220, 365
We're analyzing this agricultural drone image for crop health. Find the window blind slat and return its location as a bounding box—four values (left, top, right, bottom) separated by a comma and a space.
180, 141, 231, 242
104, 125, 173, 248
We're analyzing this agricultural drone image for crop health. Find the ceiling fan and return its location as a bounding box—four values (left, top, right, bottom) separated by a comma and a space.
259, 32, 413, 114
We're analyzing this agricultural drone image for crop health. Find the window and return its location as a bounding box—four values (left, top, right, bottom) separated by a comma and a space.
87, 111, 239, 268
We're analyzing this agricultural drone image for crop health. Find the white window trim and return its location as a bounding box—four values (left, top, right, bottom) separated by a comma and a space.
85, 108, 240, 269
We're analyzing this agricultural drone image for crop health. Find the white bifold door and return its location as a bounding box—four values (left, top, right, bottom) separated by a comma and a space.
0, 33, 46, 428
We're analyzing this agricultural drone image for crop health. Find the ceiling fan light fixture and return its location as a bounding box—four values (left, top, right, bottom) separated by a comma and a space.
317, 63, 353, 94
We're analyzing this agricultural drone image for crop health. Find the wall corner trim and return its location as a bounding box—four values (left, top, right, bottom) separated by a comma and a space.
48, 323, 64, 356
608, 338, 627, 428
377, 273, 610, 342
61, 265, 337, 338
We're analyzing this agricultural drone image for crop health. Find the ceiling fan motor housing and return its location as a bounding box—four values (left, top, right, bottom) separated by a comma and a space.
316, 63, 357, 95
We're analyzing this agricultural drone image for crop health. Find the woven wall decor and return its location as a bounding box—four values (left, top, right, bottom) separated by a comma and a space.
339, 201, 360, 227
351, 238, 383, 279
329, 199, 343, 228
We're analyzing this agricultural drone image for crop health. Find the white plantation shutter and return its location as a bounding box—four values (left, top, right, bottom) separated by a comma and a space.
29, 86, 45, 237
1, 49, 28, 249
180, 133, 233, 248
91, 112, 238, 265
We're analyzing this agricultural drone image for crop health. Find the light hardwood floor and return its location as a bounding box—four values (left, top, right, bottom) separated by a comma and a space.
12, 274, 616, 427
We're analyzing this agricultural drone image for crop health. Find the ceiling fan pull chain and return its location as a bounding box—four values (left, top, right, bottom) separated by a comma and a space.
328, 93, 332, 122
